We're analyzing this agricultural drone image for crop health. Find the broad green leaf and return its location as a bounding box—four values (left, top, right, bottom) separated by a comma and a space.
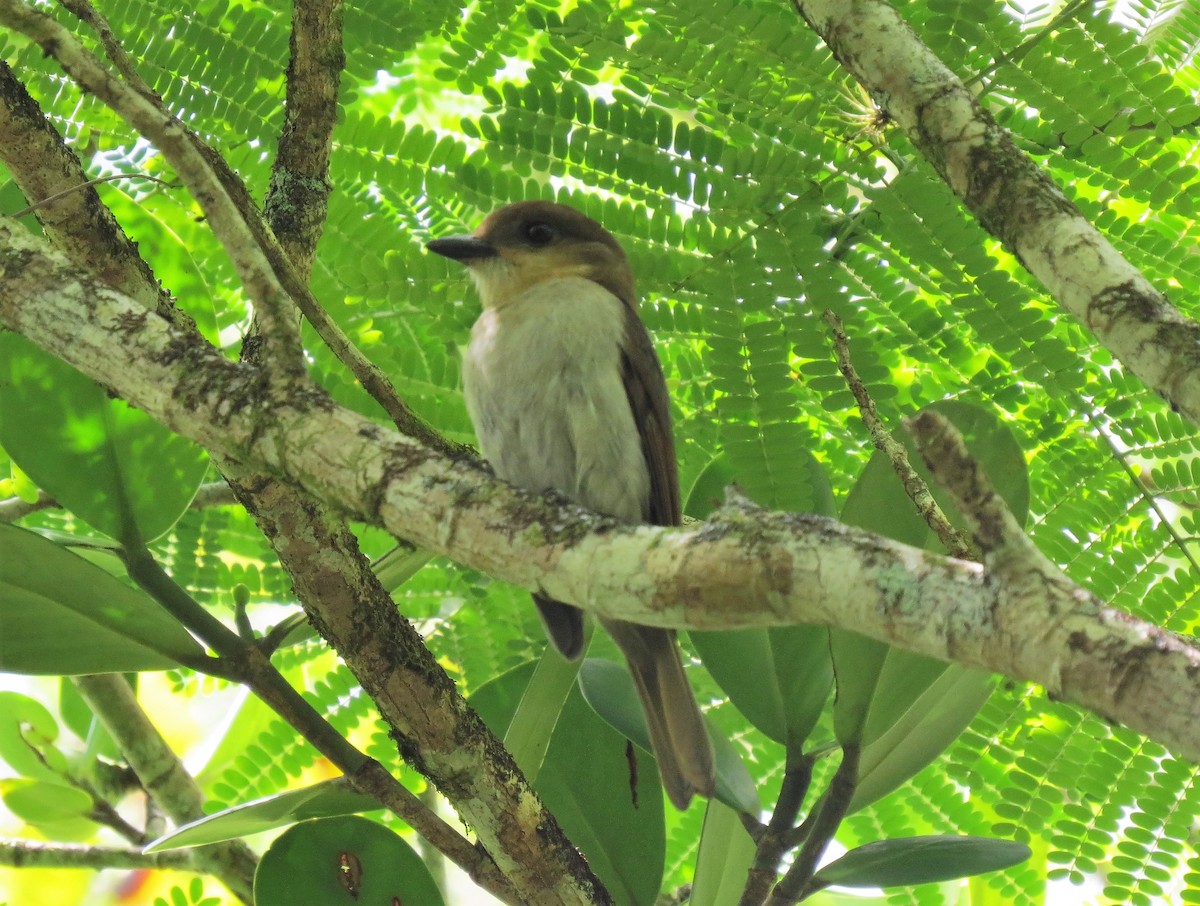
0, 332, 209, 543
691, 625, 832, 748
829, 632, 888, 745
253, 816, 444, 906
0, 778, 98, 842
0, 524, 203, 673
690, 799, 757, 906
688, 452, 834, 750
684, 450, 837, 523
850, 666, 994, 813
682, 454, 737, 520
841, 398, 1029, 552
504, 641, 584, 783
472, 660, 665, 906
833, 400, 1023, 755
861, 649, 951, 746
577, 658, 759, 814
1, 777, 93, 823
106, 183, 221, 344
812, 835, 1031, 888
0, 692, 67, 781
147, 778, 380, 851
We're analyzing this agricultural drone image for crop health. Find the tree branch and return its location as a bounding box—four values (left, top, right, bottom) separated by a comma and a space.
0, 839, 193, 871
0, 0, 305, 377
72, 674, 258, 903
265, 0, 343, 275
792, 0, 1200, 427
0, 61, 187, 328
4, 220, 1199, 772
824, 310, 973, 559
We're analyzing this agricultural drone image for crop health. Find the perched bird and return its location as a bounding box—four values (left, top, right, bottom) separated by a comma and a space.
427, 200, 715, 809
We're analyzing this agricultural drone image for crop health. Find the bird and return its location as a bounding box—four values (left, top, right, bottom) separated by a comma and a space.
427, 200, 716, 809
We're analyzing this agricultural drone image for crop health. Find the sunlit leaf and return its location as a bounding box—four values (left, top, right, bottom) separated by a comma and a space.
253, 816, 444, 906
0, 524, 201, 673
0, 333, 209, 544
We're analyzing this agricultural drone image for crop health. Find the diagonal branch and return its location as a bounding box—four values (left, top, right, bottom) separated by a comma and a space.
0, 61, 186, 327
0, 0, 305, 377
72, 674, 258, 903
0, 41, 592, 901
3, 219, 1200, 773
792, 0, 1200, 429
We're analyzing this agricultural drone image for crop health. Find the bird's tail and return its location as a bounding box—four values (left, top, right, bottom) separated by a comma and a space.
533, 593, 587, 660
603, 619, 716, 809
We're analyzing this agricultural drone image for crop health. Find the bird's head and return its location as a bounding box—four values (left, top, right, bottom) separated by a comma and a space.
427, 200, 634, 308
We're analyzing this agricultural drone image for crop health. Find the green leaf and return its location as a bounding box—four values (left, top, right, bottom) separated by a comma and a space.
1, 777, 93, 823
682, 453, 737, 519
691, 625, 832, 748
828, 631, 888, 746
577, 658, 759, 814
253, 816, 444, 906
841, 398, 1028, 552
472, 660, 665, 905
690, 800, 758, 906
503, 641, 584, 783
849, 664, 993, 812
0, 693, 66, 780
0, 524, 202, 673
812, 835, 1031, 888
0, 777, 98, 841
0, 332, 209, 544
832, 400, 1022, 768
688, 451, 834, 751
147, 778, 380, 851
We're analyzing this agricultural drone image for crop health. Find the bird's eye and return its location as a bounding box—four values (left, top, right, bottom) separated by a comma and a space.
520, 222, 555, 246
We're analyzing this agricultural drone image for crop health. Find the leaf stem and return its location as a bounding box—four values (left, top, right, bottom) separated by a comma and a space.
767, 743, 860, 904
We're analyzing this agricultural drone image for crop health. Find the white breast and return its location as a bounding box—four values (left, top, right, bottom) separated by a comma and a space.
462, 277, 649, 523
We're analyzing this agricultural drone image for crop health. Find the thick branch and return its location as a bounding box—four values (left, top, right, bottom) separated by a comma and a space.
0, 61, 185, 327
4, 220, 1200, 769
793, 0, 1200, 427
218, 465, 582, 906
264, 0, 343, 273
0, 0, 304, 375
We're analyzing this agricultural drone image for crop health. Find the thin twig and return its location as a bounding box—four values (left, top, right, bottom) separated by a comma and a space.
0, 840, 194, 870
824, 310, 974, 560
10, 173, 175, 217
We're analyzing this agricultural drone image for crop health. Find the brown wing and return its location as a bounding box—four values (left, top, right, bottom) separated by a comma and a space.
619, 303, 681, 528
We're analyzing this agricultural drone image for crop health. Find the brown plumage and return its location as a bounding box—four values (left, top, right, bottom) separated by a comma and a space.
427, 200, 715, 808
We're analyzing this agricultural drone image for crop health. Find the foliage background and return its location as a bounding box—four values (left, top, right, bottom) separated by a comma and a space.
2, 0, 1200, 903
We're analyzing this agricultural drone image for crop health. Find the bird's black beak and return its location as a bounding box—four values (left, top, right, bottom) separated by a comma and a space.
426, 235, 497, 263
